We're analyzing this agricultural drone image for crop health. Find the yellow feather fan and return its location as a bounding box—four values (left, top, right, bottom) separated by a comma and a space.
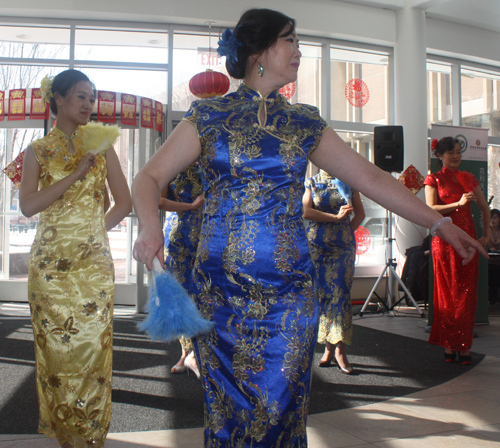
80, 122, 121, 155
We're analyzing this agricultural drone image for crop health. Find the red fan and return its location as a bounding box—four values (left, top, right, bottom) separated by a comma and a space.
355, 226, 371, 255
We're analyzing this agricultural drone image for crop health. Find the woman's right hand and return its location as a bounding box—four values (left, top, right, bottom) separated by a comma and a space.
336, 204, 354, 220
191, 195, 204, 210
458, 192, 476, 207
73, 153, 96, 181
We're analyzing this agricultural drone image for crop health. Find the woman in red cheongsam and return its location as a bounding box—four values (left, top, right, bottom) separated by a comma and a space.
424, 137, 490, 364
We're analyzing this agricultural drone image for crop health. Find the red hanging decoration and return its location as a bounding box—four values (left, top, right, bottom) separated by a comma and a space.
0, 91, 4, 121
141, 97, 154, 129
155, 101, 164, 132
97, 91, 116, 123
8, 89, 26, 121
121, 94, 137, 126
355, 226, 372, 256
30, 88, 49, 120
189, 69, 230, 99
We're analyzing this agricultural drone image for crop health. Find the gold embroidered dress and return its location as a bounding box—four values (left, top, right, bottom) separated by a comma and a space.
28, 125, 114, 447
184, 83, 328, 447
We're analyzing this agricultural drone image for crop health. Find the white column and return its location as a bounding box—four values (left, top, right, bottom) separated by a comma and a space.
393, 4, 429, 262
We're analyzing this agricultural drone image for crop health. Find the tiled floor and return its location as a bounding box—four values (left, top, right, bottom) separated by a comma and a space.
2, 304, 500, 447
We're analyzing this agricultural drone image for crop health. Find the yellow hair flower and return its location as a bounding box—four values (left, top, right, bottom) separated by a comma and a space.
40, 75, 54, 103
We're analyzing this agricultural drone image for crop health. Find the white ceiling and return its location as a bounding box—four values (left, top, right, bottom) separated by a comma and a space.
338, 0, 500, 34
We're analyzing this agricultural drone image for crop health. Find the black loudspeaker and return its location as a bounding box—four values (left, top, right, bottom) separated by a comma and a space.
374, 125, 404, 173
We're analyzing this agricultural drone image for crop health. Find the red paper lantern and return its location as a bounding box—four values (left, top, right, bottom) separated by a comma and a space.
355, 226, 372, 256
189, 69, 230, 98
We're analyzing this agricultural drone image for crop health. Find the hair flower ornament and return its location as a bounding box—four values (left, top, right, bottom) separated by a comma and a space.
217, 28, 243, 69
431, 138, 439, 150
40, 75, 54, 104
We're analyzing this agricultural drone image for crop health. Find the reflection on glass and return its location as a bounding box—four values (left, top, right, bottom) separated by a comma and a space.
331, 47, 388, 124
0, 26, 70, 59
427, 62, 452, 126
79, 68, 167, 103
172, 32, 238, 111
461, 68, 500, 137
75, 28, 168, 64
294, 43, 321, 109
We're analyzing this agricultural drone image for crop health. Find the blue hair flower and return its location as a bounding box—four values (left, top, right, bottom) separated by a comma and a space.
217, 28, 243, 70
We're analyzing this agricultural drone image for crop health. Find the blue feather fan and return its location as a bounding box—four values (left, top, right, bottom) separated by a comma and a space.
333, 178, 352, 203
138, 259, 214, 342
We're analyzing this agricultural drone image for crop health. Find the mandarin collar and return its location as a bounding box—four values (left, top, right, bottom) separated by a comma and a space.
238, 82, 281, 102
441, 166, 459, 175
51, 125, 81, 141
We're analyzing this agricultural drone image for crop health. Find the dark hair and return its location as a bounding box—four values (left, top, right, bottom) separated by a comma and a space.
50, 69, 95, 115
432, 136, 460, 168
491, 209, 500, 221
228, 8, 296, 79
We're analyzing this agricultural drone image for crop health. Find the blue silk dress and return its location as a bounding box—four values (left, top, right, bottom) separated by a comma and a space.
183, 83, 328, 447
163, 163, 203, 352
304, 172, 355, 347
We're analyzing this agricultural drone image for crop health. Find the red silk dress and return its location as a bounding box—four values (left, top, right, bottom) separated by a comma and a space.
424, 167, 479, 351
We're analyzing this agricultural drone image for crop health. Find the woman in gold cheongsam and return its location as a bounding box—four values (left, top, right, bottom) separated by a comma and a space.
19, 70, 131, 448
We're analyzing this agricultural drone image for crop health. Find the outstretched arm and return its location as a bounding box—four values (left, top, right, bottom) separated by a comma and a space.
132, 121, 201, 270
310, 128, 488, 264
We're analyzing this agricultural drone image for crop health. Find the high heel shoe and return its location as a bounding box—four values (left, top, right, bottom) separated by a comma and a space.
335, 353, 353, 374
444, 351, 456, 363
171, 363, 187, 374
318, 358, 332, 367
458, 354, 472, 365
184, 352, 201, 379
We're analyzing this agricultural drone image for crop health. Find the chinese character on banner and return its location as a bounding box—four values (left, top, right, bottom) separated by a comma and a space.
8, 89, 26, 121
97, 91, 116, 123
0, 91, 4, 121
155, 101, 163, 132
141, 97, 154, 129
30, 88, 49, 120
3, 150, 25, 188
121, 94, 137, 126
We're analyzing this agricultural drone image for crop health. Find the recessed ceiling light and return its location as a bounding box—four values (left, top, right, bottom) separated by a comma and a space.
16, 34, 30, 39
147, 39, 162, 45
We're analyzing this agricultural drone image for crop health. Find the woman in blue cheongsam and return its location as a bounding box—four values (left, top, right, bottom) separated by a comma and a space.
132, 8, 486, 448
303, 170, 365, 374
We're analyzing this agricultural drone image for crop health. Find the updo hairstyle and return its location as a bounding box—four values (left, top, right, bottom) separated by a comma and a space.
432, 136, 459, 168
228, 8, 296, 79
50, 69, 95, 115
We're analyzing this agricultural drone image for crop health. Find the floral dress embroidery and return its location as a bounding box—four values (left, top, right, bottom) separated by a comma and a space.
183, 83, 328, 447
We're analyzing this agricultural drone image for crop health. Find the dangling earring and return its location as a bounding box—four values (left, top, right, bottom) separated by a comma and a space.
258, 64, 264, 77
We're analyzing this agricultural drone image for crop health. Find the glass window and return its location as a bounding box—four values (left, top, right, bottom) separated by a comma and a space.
293, 42, 322, 109
331, 47, 388, 124
75, 28, 168, 64
427, 62, 452, 126
172, 32, 238, 111
461, 68, 500, 137
0, 25, 70, 59
79, 68, 167, 103
331, 131, 386, 267
0, 64, 59, 90
489, 145, 500, 210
